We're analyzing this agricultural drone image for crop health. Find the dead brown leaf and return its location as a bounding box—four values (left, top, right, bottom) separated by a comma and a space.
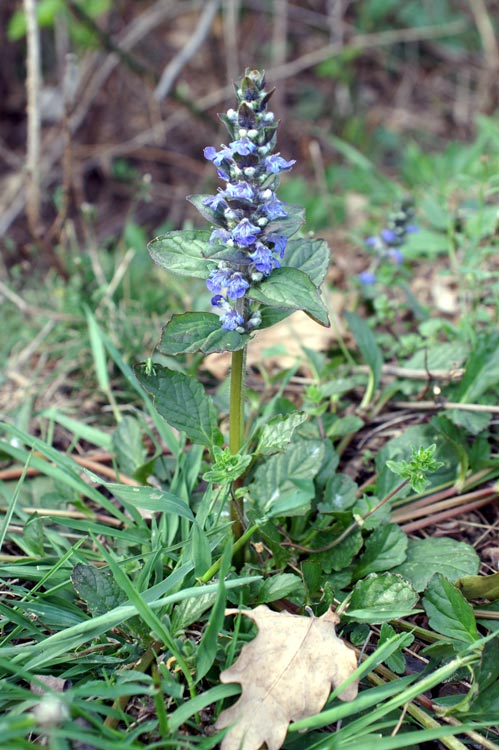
215, 605, 358, 750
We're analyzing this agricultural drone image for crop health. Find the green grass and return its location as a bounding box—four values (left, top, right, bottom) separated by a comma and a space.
2, 105, 499, 750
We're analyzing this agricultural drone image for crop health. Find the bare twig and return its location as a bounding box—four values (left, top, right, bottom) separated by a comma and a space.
24, 0, 42, 233
271, 0, 289, 114
223, 0, 241, 84
154, 0, 222, 101
392, 400, 499, 414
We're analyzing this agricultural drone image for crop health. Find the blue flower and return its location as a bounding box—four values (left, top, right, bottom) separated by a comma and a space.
202, 193, 227, 211
231, 218, 261, 247
226, 272, 250, 299
388, 248, 404, 264
206, 268, 231, 294
359, 271, 377, 285
225, 182, 255, 201
220, 308, 244, 330
268, 234, 287, 258
264, 155, 296, 174
204, 145, 233, 166
229, 137, 256, 156
210, 228, 231, 245
380, 228, 398, 245
261, 195, 287, 220
249, 243, 279, 275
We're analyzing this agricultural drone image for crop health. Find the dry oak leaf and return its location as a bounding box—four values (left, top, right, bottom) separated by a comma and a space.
215, 605, 359, 750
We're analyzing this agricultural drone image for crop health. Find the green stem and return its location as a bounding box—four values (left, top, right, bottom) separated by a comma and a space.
229, 347, 247, 541
199, 524, 259, 583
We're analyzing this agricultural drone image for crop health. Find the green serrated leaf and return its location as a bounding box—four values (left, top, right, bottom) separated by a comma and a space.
423, 573, 479, 643
159, 312, 249, 355
393, 537, 480, 592
256, 412, 308, 455
250, 438, 325, 517
352, 524, 408, 581
250, 267, 330, 326
318, 473, 358, 513
283, 237, 330, 286
136, 365, 222, 449
148, 230, 216, 278
258, 306, 294, 329
345, 311, 383, 392
317, 527, 363, 573
71, 564, 125, 616
347, 573, 419, 623
112, 416, 146, 476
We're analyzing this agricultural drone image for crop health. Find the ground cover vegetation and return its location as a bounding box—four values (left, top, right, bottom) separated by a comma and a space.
1, 1, 499, 748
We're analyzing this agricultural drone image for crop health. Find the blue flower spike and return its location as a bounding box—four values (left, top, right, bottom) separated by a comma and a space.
190, 69, 296, 331
359, 199, 417, 285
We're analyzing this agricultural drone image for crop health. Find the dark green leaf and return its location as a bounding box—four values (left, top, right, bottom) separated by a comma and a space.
256, 412, 308, 455
455, 333, 499, 402
352, 524, 408, 580
318, 473, 358, 514
423, 573, 479, 643
283, 237, 330, 286
317, 527, 363, 573
148, 230, 216, 278
345, 311, 383, 392
112, 416, 146, 476
71, 564, 125, 616
136, 364, 222, 449
250, 439, 325, 517
393, 537, 480, 592
259, 306, 293, 329
347, 573, 419, 623
250, 267, 330, 326
257, 573, 303, 603
186, 194, 222, 225
159, 312, 249, 355
268, 205, 305, 238
196, 538, 232, 681
105, 484, 194, 520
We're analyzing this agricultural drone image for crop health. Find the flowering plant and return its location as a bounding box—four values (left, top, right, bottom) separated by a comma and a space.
137, 69, 330, 540
359, 199, 417, 285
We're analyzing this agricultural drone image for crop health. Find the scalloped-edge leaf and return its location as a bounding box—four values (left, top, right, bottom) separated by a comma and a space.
136, 364, 222, 449
267, 204, 305, 238
393, 537, 480, 592
423, 573, 479, 643
148, 230, 216, 278
159, 312, 249, 355
250, 267, 330, 327
284, 238, 330, 286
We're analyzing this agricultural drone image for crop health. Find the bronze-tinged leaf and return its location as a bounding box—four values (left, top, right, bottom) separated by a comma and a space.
215, 605, 358, 750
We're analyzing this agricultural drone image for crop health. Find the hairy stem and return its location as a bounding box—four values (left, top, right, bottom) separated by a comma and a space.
229, 346, 246, 541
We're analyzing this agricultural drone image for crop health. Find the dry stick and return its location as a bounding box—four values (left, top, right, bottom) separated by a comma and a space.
24, 0, 42, 234
400, 496, 495, 534
223, 0, 241, 84
271, 0, 289, 114
0, 453, 139, 487
154, 0, 222, 101
392, 400, 499, 414
392, 484, 498, 523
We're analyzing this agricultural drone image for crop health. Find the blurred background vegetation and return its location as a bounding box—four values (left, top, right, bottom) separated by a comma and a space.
1, 0, 499, 421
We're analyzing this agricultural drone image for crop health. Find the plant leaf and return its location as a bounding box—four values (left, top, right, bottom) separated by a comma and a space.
250, 267, 330, 327
392, 537, 480, 592
457, 572, 499, 601
423, 573, 479, 643
347, 573, 419, 623
284, 238, 330, 286
159, 312, 249, 355
352, 524, 408, 581
256, 412, 308, 455
215, 605, 358, 750
148, 230, 216, 278
345, 311, 382, 392
136, 364, 222, 449
106, 483, 194, 520
71, 564, 125, 616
